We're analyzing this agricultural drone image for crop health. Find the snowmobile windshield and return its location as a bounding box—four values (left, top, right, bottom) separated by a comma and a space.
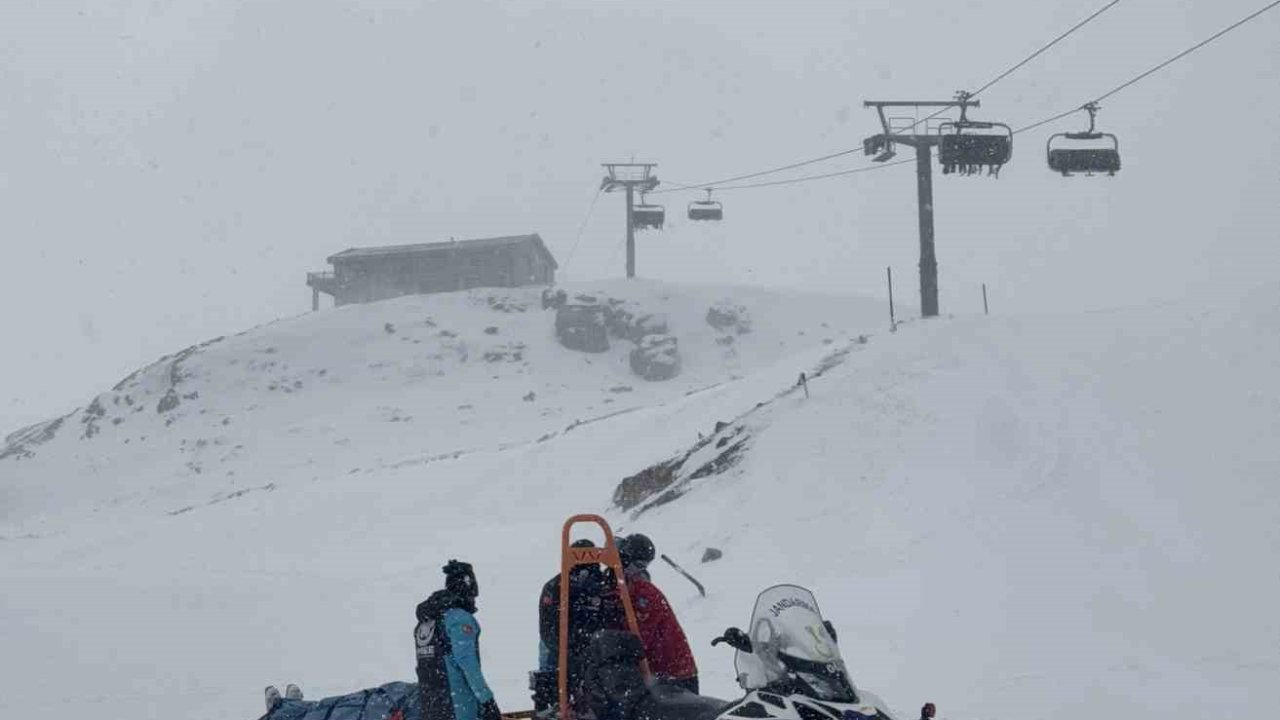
733, 585, 858, 703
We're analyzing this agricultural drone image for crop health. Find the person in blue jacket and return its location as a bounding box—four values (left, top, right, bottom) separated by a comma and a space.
416, 560, 502, 720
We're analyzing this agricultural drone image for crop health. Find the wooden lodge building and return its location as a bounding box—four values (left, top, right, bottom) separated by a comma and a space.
307, 234, 558, 309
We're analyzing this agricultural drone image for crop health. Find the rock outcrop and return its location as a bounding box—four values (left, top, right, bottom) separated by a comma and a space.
554, 304, 609, 353
629, 334, 681, 381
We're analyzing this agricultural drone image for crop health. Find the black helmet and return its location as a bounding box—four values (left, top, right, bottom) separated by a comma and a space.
618, 534, 655, 569
443, 559, 478, 599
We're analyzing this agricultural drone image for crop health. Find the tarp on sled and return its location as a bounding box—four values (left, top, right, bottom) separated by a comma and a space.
262, 682, 421, 720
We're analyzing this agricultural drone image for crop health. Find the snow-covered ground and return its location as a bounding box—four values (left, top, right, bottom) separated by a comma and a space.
2, 280, 1276, 720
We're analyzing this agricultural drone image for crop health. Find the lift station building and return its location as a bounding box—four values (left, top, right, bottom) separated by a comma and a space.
306, 234, 558, 309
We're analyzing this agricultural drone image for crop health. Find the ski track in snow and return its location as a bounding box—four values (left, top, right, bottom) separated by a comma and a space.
2, 280, 1279, 720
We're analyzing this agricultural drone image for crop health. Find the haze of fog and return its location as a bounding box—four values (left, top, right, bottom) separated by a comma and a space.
2, 0, 1277, 434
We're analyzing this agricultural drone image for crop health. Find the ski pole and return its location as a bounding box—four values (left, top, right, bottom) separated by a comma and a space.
660, 554, 706, 597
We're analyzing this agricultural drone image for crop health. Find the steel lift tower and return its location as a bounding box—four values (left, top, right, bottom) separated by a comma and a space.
863, 95, 1010, 317
601, 163, 660, 279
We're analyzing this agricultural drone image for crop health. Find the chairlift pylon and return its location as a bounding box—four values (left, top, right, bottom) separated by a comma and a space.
1047, 103, 1121, 177
687, 189, 723, 222
938, 92, 1012, 177
631, 192, 665, 230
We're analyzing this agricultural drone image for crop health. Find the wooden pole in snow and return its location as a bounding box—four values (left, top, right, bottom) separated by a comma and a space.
887, 266, 897, 330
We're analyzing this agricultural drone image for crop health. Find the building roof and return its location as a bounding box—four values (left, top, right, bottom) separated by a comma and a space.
327, 234, 558, 269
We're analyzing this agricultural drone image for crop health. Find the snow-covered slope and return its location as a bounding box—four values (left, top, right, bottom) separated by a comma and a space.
1, 280, 878, 526
2, 281, 1277, 720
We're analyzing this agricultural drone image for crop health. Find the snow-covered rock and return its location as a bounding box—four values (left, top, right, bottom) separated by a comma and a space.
629, 334, 681, 382
554, 303, 609, 353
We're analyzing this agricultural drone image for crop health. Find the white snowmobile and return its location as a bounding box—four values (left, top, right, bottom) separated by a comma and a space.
582, 584, 903, 720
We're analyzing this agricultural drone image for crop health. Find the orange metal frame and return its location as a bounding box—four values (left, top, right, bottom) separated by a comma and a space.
558, 514, 650, 720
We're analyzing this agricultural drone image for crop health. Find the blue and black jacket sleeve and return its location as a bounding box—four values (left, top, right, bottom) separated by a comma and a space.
444, 609, 496, 704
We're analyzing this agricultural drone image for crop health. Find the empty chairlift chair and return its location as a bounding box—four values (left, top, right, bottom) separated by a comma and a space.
631, 194, 666, 230
1047, 103, 1121, 177
687, 189, 723, 222
938, 95, 1013, 177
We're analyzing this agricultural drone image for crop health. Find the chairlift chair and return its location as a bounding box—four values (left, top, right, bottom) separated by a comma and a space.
937, 95, 1012, 177
688, 189, 723, 222
631, 194, 666, 230
1047, 103, 1121, 176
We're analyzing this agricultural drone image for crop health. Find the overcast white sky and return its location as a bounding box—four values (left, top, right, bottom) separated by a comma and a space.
2, 0, 1278, 434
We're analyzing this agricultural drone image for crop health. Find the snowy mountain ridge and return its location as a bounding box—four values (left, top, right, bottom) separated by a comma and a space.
2, 280, 1278, 720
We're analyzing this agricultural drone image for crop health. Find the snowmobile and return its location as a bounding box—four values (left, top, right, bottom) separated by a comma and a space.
579, 583, 901, 720
713, 583, 900, 720
556, 514, 906, 720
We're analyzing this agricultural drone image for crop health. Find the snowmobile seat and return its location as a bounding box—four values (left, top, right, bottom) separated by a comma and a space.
634, 683, 730, 720
585, 631, 729, 720
591, 629, 646, 666
584, 630, 650, 718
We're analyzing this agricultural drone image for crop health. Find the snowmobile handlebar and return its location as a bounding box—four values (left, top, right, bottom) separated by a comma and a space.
712, 621, 835, 652
823, 620, 838, 643
711, 627, 753, 653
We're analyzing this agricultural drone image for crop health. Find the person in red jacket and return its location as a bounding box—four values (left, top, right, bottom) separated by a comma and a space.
616, 534, 699, 693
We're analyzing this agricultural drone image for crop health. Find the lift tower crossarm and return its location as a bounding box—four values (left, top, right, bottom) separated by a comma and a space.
862, 99, 979, 139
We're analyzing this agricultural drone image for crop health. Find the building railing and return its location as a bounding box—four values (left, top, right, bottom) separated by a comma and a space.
306, 271, 340, 294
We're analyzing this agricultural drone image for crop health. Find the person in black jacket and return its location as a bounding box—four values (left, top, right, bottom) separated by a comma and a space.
416, 560, 502, 720
530, 540, 622, 716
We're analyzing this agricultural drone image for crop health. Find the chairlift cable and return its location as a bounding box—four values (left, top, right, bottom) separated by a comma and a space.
649, 148, 864, 195
657, 179, 709, 192
712, 157, 915, 192
736, 0, 1279, 187
971, 0, 1124, 98
560, 187, 604, 274
904, 0, 1124, 134
641, 0, 1270, 196
1015, 0, 1280, 135
655, 0, 1125, 195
